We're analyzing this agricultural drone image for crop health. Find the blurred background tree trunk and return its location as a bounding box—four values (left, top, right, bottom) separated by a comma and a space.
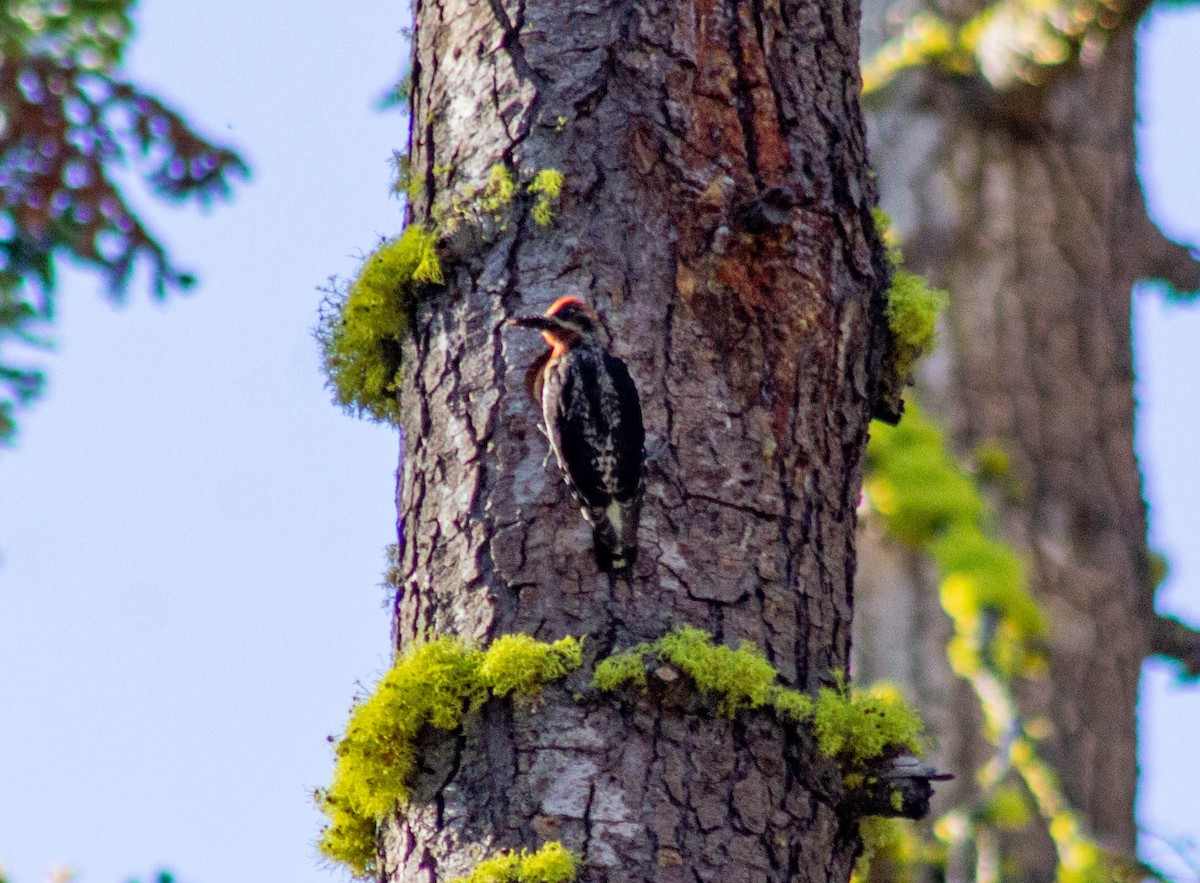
383, 0, 897, 878
853, 2, 1200, 878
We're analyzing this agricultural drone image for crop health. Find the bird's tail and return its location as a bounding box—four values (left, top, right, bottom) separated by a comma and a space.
593, 528, 637, 573
589, 497, 641, 574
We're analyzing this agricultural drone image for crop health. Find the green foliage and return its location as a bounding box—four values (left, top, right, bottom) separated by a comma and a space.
378, 71, 412, 111
528, 169, 564, 227
867, 403, 1044, 676
0, 0, 134, 68
592, 628, 921, 772
0, 0, 248, 444
316, 225, 442, 424
934, 523, 1044, 647
851, 818, 937, 883
865, 402, 1116, 874
981, 785, 1032, 831
861, 0, 1132, 94
450, 842, 578, 883
126, 873, 176, 883
318, 634, 583, 876
866, 414, 982, 544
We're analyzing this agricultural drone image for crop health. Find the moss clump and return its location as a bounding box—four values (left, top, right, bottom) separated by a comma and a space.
656, 626, 780, 717
1146, 548, 1169, 590
872, 209, 948, 391
316, 225, 442, 424
812, 680, 923, 768
528, 169, 564, 227
592, 628, 921, 772
478, 635, 583, 698
589, 644, 649, 692
866, 404, 1046, 676
318, 634, 583, 876
851, 817, 935, 883
887, 271, 947, 359
451, 841, 578, 883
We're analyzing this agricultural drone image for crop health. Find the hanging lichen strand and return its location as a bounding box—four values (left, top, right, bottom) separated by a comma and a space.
315, 165, 563, 425
316, 225, 443, 424
862, 406, 1130, 880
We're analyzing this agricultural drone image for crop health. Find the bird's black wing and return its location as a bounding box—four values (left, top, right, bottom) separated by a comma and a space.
602, 351, 645, 504
546, 350, 610, 509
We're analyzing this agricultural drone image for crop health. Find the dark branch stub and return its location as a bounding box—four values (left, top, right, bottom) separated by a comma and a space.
1151, 613, 1200, 680
844, 749, 954, 820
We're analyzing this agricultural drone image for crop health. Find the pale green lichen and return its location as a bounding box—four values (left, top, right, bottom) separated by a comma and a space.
437, 164, 564, 234
316, 225, 442, 424
592, 627, 921, 771
451, 841, 578, 883
318, 634, 583, 876
528, 169, 564, 227
479, 165, 517, 217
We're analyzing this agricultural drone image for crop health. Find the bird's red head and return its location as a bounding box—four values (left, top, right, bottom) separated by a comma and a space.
546, 296, 590, 317
510, 297, 602, 349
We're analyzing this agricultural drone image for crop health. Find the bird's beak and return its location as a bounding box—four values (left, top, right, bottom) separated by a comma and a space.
508, 315, 556, 331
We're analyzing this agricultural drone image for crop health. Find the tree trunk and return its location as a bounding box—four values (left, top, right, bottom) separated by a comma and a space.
855, 11, 1200, 878
385, 0, 893, 878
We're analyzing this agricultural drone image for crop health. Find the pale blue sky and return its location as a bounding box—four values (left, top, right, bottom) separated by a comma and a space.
0, 2, 1197, 881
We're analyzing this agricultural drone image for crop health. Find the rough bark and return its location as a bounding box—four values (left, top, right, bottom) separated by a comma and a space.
384, 0, 893, 879
854, 11, 1200, 879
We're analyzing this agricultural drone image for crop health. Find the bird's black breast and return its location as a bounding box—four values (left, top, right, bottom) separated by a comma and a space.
543, 345, 644, 509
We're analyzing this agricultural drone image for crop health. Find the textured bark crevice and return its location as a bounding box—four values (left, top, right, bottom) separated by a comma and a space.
382, 0, 895, 877
855, 9, 1193, 879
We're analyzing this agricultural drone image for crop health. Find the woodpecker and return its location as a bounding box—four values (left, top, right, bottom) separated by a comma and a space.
510, 297, 645, 573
